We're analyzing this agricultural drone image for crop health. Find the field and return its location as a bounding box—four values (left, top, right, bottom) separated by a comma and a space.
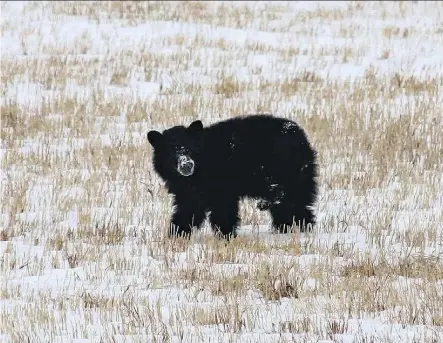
1, 1, 443, 342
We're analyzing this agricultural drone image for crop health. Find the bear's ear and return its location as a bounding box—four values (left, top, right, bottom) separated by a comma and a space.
188, 120, 203, 132
147, 130, 163, 148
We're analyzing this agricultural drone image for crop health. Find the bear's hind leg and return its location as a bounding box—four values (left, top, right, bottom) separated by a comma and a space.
208, 198, 240, 240
270, 203, 315, 233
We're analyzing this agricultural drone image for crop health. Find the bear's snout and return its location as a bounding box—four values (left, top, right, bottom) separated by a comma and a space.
177, 155, 195, 176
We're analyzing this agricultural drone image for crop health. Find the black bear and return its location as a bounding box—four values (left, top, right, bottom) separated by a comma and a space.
147, 114, 318, 240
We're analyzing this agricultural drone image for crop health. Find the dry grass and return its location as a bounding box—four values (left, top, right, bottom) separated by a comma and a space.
1, 1, 443, 342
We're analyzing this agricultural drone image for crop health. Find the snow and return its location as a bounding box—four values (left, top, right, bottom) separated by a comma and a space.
1, 1, 443, 343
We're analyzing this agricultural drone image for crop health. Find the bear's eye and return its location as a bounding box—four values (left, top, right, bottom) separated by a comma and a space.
176, 146, 189, 155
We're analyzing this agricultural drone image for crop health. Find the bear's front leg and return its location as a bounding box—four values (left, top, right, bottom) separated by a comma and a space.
169, 196, 206, 238
208, 198, 240, 240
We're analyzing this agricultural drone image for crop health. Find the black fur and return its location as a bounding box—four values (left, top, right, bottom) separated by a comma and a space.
147, 114, 318, 240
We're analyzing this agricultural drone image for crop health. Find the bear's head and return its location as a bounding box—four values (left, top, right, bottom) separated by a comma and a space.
147, 120, 204, 178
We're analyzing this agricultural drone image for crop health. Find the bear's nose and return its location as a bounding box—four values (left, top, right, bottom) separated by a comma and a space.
177, 155, 195, 176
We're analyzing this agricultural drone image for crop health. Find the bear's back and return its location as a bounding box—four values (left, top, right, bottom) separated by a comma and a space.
199, 114, 313, 181
204, 114, 308, 154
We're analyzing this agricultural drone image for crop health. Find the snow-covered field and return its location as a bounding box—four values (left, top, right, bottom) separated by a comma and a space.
1, 1, 443, 342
